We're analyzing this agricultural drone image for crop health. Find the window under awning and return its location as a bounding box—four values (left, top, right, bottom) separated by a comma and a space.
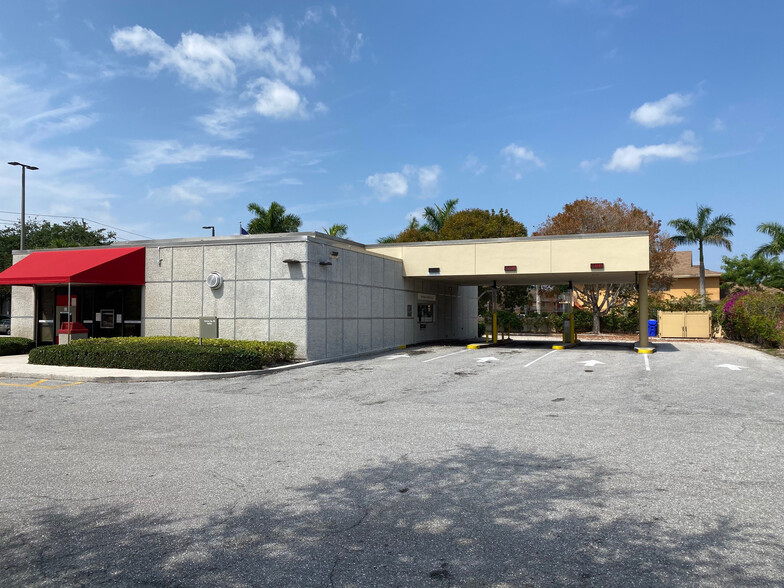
0, 247, 146, 285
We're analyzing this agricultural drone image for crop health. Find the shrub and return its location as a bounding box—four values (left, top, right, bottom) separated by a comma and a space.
720, 290, 784, 348
28, 337, 296, 372
572, 309, 593, 332
0, 337, 35, 356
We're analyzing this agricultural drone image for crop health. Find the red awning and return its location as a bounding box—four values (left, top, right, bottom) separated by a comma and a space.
0, 247, 145, 285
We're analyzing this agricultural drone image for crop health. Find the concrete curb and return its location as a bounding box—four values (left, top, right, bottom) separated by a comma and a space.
0, 358, 322, 383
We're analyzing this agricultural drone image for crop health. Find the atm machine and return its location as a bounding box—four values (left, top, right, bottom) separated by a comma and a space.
55, 294, 78, 334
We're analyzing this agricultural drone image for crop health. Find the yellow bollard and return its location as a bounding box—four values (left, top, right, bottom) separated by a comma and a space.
492, 313, 498, 344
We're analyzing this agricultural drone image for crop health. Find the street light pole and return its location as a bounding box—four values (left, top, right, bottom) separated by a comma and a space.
8, 162, 39, 250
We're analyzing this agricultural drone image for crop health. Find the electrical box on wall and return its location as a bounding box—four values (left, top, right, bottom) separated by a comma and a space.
200, 316, 218, 339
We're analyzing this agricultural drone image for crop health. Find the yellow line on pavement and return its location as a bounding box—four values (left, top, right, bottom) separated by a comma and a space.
0, 379, 83, 389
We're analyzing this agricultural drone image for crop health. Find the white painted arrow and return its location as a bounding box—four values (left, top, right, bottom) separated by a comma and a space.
715, 364, 746, 371
386, 354, 410, 360
477, 357, 499, 363
578, 360, 605, 367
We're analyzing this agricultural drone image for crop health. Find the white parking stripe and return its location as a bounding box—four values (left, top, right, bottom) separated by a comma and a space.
644, 355, 650, 371
523, 349, 558, 368
422, 349, 469, 363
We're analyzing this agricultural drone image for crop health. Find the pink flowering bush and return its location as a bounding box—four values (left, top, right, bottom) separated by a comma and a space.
720, 289, 784, 347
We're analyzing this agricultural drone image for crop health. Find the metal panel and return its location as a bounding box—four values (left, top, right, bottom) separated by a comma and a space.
199, 316, 218, 339
658, 311, 685, 338
684, 311, 711, 338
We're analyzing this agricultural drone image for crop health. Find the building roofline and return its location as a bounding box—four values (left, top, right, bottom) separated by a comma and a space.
368, 231, 649, 248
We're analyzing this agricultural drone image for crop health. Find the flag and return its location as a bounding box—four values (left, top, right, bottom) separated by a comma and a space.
240, 223, 249, 235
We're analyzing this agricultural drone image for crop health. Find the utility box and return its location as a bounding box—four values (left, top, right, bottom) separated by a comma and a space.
657, 311, 711, 338
199, 316, 218, 339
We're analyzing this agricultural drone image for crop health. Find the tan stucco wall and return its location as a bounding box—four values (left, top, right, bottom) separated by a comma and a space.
664, 277, 721, 302
367, 233, 649, 284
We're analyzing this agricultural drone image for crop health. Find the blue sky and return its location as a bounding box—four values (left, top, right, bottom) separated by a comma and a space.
0, 1, 781, 271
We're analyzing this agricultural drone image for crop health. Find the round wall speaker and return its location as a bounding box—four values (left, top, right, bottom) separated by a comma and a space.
206, 271, 223, 290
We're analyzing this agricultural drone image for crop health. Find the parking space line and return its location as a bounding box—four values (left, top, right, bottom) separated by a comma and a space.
0, 379, 83, 389
644, 355, 650, 371
422, 349, 469, 363
523, 349, 558, 368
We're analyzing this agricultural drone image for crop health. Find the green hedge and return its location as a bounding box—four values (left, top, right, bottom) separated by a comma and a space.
0, 337, 35, 356
28, 337, 296, 372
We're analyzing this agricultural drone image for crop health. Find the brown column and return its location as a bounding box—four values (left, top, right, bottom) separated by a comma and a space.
637, 272, 654, 352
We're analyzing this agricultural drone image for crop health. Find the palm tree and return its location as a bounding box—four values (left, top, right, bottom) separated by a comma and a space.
422, 198, 459, 234
754, 222, 784, 258
246, 201, 301, 234
323, 223, 348, 238
668, 205, 735, 306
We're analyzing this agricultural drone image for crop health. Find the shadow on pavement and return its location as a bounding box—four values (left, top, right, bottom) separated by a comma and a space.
2, 446, 780, 586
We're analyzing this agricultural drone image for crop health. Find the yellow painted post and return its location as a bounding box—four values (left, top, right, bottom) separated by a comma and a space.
569, 312, 576, 344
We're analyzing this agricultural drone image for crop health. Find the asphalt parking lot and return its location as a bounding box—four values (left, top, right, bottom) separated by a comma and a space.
1, 340, 783, 587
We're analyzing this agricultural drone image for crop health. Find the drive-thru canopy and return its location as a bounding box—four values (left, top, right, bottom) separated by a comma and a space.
369, 231, 655, 351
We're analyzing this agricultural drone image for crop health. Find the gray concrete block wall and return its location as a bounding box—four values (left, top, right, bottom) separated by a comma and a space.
143, 240, 310, 358
305, 244, 479, 360
9, 253, 34, 339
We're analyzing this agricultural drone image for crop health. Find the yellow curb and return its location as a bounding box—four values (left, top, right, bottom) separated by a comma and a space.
397, 345, 407, 349
636, 348, 655, 354
552, 345, 566, 350
466, 344, 482, 349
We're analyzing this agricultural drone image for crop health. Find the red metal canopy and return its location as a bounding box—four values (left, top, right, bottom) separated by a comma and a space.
0, 247, 145, 285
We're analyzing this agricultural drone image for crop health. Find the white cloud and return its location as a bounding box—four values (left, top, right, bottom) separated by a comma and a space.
366, 172, 408, 201
148, 177, 238, 205
604, 132, 699, 172
629, 92, 693, 127
248, 77, 308, 119
0, 74, 98, 142
111, 21, 314, 91
461, 154, 487, 175
416, 164, 441, 195
711, 117, 726, 132
350, 33, 364, 62
501, 143, 544, 179
195, 106, 248, 139
126, 140, 252, 174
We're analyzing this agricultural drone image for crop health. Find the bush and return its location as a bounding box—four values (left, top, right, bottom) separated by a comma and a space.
573, 309, 593, 332
28, 337, 296, 372
0, 337, 35, 356
720, 290, 784, 348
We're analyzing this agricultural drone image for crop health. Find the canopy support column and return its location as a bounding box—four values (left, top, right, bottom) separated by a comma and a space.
491, 280, 498, 344
635, 272, 655, 353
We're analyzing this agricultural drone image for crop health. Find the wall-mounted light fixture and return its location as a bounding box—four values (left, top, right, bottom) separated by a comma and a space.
319, 261, 333, 266
330, 250, 340, 258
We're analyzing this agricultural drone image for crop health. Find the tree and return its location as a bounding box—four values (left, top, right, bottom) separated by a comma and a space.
535, 197, 675, 333
668, 205, 735, 306
0, 219, 116, 308
754, 222, 784, 259
246, 202, 301, 234
323, 223, 348, 238
421, 198, 459, 234
439, 208, 527, 240
721, 254, 784, 291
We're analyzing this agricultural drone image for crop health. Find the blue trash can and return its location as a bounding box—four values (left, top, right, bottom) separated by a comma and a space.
647, 319, 657, 337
